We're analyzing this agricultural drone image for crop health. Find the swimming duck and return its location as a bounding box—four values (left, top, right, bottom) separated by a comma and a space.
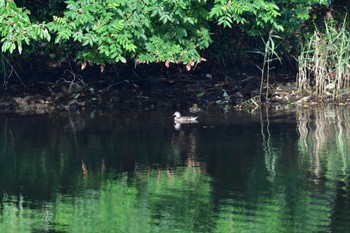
173, 111, 198, 124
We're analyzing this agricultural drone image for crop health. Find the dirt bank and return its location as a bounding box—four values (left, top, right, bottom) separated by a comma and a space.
0, 67, 343, 115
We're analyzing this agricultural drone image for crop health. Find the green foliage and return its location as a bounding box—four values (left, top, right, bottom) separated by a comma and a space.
276, 0, 330, 34
209, 0, 282, 30
47, 0, 210, 65
0, 0, 50, 54
0, 0, 331, 67
209, 0, 330, 34
47, 0, 130, 64
140, 0, 210, 64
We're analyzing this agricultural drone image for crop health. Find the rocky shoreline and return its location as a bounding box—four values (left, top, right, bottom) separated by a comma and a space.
0, 72, 347, 115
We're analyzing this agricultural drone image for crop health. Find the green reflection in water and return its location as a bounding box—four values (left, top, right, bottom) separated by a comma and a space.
53, 176, 140, 233
1, 165, 212, 233
0, 108, 349, 233
1, 195, 37, 233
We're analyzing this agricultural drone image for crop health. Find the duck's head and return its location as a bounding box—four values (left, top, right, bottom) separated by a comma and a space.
173, 112, 181, 117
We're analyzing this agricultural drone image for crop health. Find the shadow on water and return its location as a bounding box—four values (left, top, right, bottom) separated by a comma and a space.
0, 107, 349, 232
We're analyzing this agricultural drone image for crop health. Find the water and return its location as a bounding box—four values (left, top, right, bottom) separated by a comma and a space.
0, 107, 350, 233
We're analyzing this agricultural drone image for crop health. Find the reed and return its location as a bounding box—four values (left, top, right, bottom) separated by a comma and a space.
297, 16, 350, 99
256, 30, 282, 102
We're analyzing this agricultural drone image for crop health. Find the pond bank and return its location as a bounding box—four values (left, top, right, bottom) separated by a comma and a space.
0, 71, 348, 115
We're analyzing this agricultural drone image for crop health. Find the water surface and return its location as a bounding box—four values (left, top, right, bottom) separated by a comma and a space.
0, 107, 349, 232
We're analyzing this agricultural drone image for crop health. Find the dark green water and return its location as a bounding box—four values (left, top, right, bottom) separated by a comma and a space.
0, 107, 349, 233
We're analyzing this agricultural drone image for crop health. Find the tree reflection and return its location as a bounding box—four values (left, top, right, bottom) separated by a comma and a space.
1, 110, 350, 232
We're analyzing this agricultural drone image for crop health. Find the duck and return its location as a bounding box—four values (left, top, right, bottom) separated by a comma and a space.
173, 111, 198, 124
189, 103, 201, 113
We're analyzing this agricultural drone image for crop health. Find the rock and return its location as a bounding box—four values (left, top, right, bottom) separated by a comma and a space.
189, 103, 201, 113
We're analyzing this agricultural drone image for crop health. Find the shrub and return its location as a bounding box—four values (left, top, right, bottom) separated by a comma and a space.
0, 0, 330, 69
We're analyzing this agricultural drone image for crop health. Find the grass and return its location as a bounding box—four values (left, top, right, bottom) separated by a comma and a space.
297, 16, 350, 100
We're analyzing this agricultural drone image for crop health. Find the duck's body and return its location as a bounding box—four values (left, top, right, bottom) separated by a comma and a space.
173, 112, 198, 124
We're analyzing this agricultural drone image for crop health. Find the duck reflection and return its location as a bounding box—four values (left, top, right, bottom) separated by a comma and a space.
174, 123, 182, 130
172, 127, 206, 174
